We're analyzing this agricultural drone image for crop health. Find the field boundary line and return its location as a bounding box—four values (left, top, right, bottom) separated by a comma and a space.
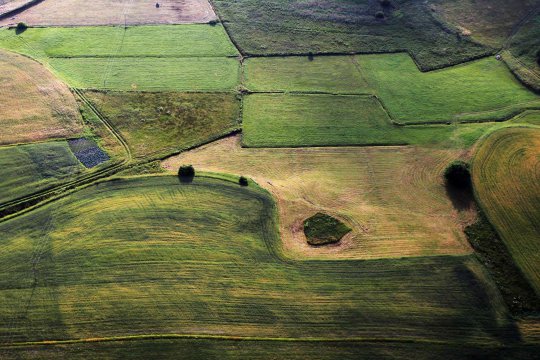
207, 0, 244, 57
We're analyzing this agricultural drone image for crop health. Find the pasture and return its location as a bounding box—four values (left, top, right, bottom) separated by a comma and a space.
83, 91, 240, 159
0, 141, 83, 205
163, 135, 472, 260
212, 0, 490, 70
0, 0, 216, 26
0, 176, 514, 348
472, 127, 540, 295
0, 49, 82, 145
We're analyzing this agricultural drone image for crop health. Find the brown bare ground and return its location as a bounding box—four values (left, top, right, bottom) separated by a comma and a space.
0, 0, 216, 26
162, 135, 473, 260
0, 49, 82, 145
0, 0, 33, 16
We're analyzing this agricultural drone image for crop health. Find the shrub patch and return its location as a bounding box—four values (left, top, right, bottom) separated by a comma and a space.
68, 137, 109, 168
303, 212, 351, 246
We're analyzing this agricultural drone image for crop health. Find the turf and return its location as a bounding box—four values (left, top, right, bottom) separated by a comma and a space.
0, 25, 238, 58
82, 91, 240, 159
47, 57, 240, 91
472, 127, 540, 296
244, 56, 369, 93
303, 213, 351, 246
0, 141, 84, 205
212, 0, 491, 70
163, 136, 474, 260
0, 176, 516, 346
359, 54, 540, 123
0, 49, 82, 145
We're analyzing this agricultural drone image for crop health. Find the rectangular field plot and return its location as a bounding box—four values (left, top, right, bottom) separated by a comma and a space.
0, 141, 84, 205
0, 0, 216, 26
244, 56, 369, 93
0, 176, 514, 345
49, 57, 240, 91
359, 54, 540, 124
83, 91, 240, 159
0, 25, 238, 58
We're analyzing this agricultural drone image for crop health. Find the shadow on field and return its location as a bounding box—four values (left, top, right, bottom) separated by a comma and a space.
445, 183, 475, 211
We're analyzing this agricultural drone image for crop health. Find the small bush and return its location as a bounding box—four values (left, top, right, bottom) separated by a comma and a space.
444, 161, 471, 188
178, 164, 195, 178
16, 22, 28, 33
308, 52, 314, 61
239, 176, 249, 186
208, 20, 218, 26
375, 11, 385, 19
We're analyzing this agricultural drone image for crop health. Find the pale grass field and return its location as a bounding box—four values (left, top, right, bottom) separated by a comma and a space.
163, 135, 474, 260
0, 49, 82, 145
0, 0, 216, 26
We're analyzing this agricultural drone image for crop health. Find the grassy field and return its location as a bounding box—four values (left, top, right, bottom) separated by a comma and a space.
0, 175, 516, 348
46, 57, 240, 91
163, 136, 473, 260
0, 49, 82, 145
244, 56, 369, 93
360, 54, 540, 123
0, 0, 216, 26
0, 141, 84, 205
0, 25, 238, 58
472, 127, 540, 295
212, 0, 491, 70
431, 0, 539, 48
82, 91, 240, 159
241, 93, 537, 148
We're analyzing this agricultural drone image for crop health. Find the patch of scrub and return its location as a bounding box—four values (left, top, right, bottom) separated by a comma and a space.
304, 212, 351, 246
68, 137, 109, 168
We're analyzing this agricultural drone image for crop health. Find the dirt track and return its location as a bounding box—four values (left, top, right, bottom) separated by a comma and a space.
0, 0, 216, 26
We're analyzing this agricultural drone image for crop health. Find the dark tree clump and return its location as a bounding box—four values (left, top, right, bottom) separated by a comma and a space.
178, 164, 195, 178
444, 161, 471, 188
308, 52, 314, 61
379, 0, 391, 7
15, 22, 28, 34
239, 176, 249, 186
375, 11, 385, 19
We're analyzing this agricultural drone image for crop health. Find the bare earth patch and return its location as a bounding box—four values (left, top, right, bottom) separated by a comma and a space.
162, 135, 473, 260
0, 49, 82, 145
0, 0, 216, 26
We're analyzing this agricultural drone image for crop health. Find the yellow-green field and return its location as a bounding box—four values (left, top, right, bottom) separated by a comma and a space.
0, 49, 82, 145
472, 126, 540, 295
163, 136, 473, 259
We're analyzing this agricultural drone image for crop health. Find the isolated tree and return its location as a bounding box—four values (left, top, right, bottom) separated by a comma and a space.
239, 176, 249, 186
375, 11, 385, 19
444, 161, 471, 188
16, 22, 27, 32
178, 164, 195, 178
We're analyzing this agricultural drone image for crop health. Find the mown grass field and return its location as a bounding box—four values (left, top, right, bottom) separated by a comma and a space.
0, 0, 216, 26
244, 56, 369, 94
212, 0, 490, 70
241, 93, 536, 148
472, 127, 540, 295
360, 54, 540, 123
0, 49, 82, 145
0, 141, 84, 205
82, 91, 240, 159
163, 136, 473, 260
0, 176, 515, 349
0, 25, 238, 58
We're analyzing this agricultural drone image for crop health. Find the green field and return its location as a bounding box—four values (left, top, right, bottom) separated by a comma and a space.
241, 93, 536, 148
0, 141, 84, 205
0, 175, 515, 347
212, 0, 490, 70
47, 57, 240, 91
0, 25, 238, 58
472, 127, 540, 295
360, 54, 540, 123
82, 91, 240, 159
244, 56, 369, 93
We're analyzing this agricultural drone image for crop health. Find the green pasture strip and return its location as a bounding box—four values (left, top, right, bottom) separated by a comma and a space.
0, 25, 238, 58
82, 91, 240, 159
2, 338, 534, 360
472, 126, 540, 295
0, 141, 84, 205
244, 56, 370, 93
359, 54, 540, 124
242, 93, 536, 148
47, 57, 240, 91
212, 0, 491, 70
0, 176, 514, 345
